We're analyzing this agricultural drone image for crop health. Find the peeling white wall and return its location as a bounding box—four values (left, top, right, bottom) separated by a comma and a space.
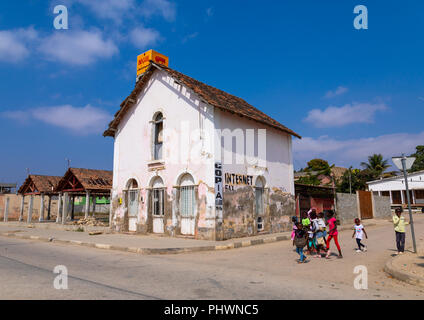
215, 109, 294, 195
111, 69, 295, 231
112, 70, 215, 224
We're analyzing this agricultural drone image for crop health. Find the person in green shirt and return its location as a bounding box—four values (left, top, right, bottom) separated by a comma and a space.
302, 217, 311, 227
393, 207, 409, 255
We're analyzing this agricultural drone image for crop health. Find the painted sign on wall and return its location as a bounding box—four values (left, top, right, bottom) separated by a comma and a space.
215, 162, 223, 220
224, 173, 254, 191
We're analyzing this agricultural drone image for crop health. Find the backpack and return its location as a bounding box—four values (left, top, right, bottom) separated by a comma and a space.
294, 231, 308, 248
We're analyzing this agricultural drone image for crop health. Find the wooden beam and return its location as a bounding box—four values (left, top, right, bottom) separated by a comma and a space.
61, 188, 85, 192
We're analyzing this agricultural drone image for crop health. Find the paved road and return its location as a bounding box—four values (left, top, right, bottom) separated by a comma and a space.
1, 217, 424, 299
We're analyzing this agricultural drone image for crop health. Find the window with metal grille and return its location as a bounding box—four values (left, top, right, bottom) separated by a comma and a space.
180, 186, 195, 217
152, 188, 164, 216
255, 187, 264, 215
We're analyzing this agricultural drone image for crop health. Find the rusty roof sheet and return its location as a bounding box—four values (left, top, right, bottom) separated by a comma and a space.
104, 63, 301, 139
71, 168, 112, 190
18, 175, 61, 194
55, 168, 113, 192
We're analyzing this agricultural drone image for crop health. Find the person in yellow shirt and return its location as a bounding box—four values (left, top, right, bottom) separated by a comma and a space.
393, 207, 409, 255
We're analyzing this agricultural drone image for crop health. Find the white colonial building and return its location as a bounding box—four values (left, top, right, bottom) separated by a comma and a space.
367, 170, 424, 206
104, 61, 301, 240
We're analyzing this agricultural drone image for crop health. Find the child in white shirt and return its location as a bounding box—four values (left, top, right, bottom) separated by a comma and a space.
352, 218, 368, 252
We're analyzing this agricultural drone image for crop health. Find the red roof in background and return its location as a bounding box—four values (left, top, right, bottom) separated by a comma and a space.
18, 175, 61, 194
54, 168, 112, 193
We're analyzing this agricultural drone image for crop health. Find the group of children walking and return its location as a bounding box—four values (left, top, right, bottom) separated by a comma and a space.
292, 209, 368, 263
291, 206, 414, 263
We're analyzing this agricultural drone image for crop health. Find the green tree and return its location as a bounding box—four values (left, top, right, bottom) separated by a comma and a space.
298, 158, 335, 186
356, 169, 378, 189
305, 159, 331, 174
409, 146, 424, 172
360, 154, 390, 177
337, 168, 377, 193
297, 174, 322, 186
306, 158, 334, 177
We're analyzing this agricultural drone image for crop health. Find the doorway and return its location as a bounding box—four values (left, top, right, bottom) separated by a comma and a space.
151, 177, 165, 234
126, 179, 139, 232
179, 174, 196, 235
358, 190, 373, 220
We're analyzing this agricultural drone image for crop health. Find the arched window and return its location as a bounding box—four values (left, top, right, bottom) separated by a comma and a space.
151, 177, 164, 216
255, 177, 265, 231
153, 112, 163, 160
179, 174, 196, 218
126, 179, 138, 190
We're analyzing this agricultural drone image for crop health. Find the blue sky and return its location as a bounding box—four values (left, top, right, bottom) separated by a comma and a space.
1, 0, 423, 185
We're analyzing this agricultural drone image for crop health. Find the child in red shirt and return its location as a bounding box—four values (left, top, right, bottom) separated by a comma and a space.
325, 211, 343, 259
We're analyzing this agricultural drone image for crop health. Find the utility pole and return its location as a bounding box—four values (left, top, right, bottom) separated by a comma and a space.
401, 158, 417, 254
331, 172, 337, 213
349, 167, 352, 195
392, 155, 417, 253
65, 158, 71, 170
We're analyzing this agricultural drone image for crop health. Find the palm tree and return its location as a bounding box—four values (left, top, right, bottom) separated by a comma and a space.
360, 154, 390, 177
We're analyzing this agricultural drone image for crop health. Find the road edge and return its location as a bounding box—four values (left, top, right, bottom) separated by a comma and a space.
384, 255, 424, 287
0, 231, 291, 255
0, 222, 378, 255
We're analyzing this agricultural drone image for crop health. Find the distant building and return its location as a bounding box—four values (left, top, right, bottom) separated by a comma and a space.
367, 170, 424, 206
0, 182, 16, 194
294, 166, 347, 186
54, 168, 113, 220
17, 175, 62, 221
295, 183, 335, 216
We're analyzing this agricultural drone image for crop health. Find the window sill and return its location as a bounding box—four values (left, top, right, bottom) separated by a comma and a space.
148, 159, 164, 164
148, 160, 165, 171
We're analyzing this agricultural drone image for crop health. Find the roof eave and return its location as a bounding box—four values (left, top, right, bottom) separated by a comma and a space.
104, 63, 302, 139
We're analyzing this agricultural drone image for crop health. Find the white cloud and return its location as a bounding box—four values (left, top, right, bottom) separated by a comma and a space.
1, 0, 173, 66
304, 102, 387, 128
75, 0, 135, 23
38, 30, 118, 65
293, 132, 424, 168
72, 0, 176, 22
0, 27, 38, 63
140, 0, 176, 22
324, 86, 348, 99
2, 105, 112, 135
129, 26, 161, 49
